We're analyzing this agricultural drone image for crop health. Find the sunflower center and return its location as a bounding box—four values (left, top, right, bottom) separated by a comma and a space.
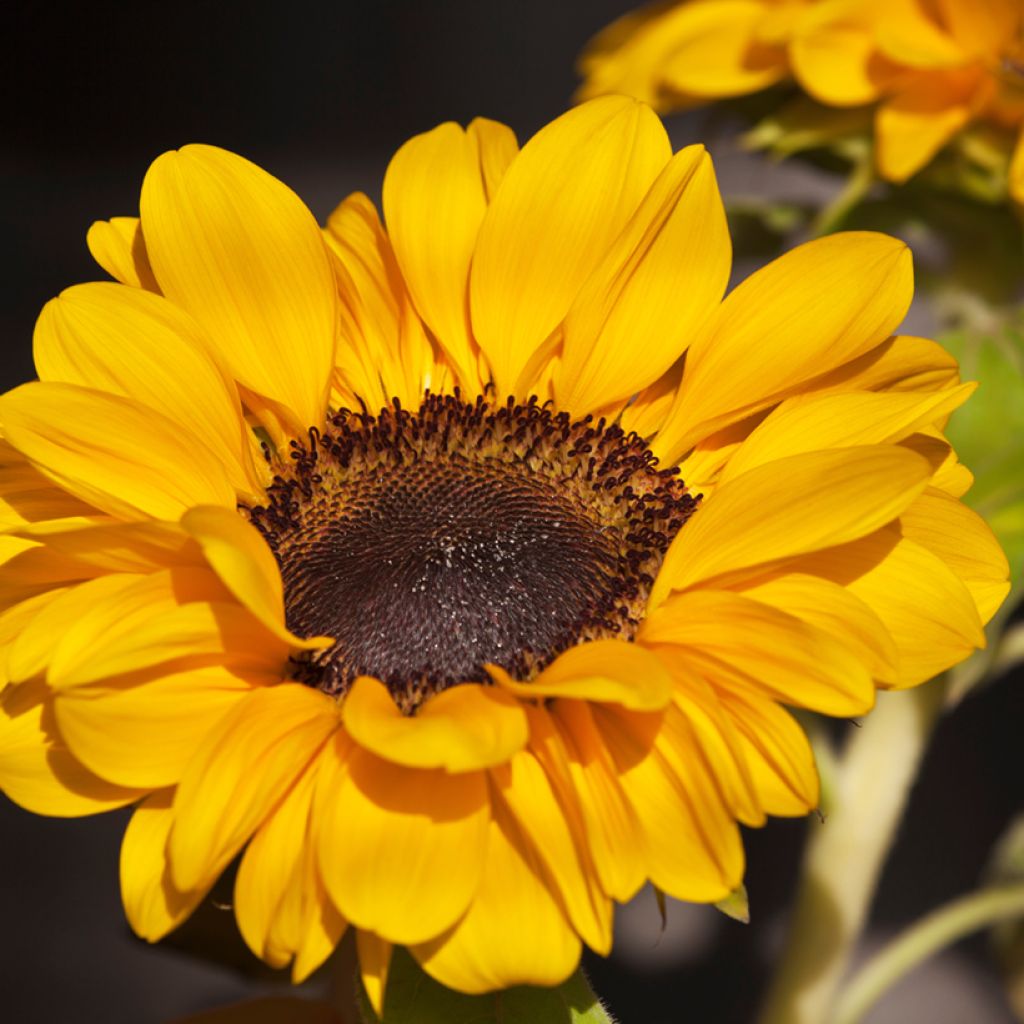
243, 393, 698, 711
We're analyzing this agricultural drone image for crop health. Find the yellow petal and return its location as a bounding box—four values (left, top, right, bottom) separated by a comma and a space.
714, 685, 819, 816
492, 746, 612, 954
933, 0, 1018, 58
641, 590, 875, 715
412, 801, 581, 993
0, 682, 143, 816
619, 355, 685, 439
804, 334, 961, 396
876, 0, 971, 67
0, 382, 237, 520
7, 573, 154, 684
655, 232, 914, 462
487, 638, 673, 710
235, 754, 320, 968
356, 931, 393, 1019
43, 568, 289, 689
651, 445, 931, 603
140, 144, 337, 435
736, 572, 898, 684
181, 505, 327, 650
382, 120, 510, 389
86, 217, 159, 291
326, 192, 445, 410
0, 537, 102, 613
659, 658, 763, 826
791, 22, 893, 106
719, 385, 975, 482
469, 117, 519, 200
593, 702, 743, 901
0, 450, 99, 530
343, 677, 527, 772
55, 665, 261, 788
6, 518, 200, 575
316, 743, 488, 944
795, 529, 986, 687
537, 702, 646, 902
170, 684, 338, 890
33, 283, 262, 497
899, 488, 1010, 625
470, 96, 670, 395
122, 789, 209, 942
658, 0, 789, 97
875, 70, 983, 183
555, 145, 730, 414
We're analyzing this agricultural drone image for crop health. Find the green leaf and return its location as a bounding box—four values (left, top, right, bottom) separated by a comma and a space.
360, 949, 616, 1024
743, 94, 872, 161
714, 884, 750, 924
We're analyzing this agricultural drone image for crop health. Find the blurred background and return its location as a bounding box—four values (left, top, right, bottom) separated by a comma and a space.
3, 2, 1022, 1021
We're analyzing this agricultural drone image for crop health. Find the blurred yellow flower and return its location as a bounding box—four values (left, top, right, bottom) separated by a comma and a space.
0, 98, 1008, 1007
580, 0, 1024, 201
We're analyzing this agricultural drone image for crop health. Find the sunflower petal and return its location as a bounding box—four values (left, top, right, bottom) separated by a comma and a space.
33, 283, 262, 497
181, 505, 327, 650
317, 745, 489, 945
357, 931, 393, 1019
412, 801, 581, 993
719, 385, 975, 482
713, 686, 819, 816
122, 789, 209, 942
140, 144, 337, 435
170, 684, 338, 890
876, 70, 984, 183
795, 530, 986, 687
54, 665, 262, 789
0, 683, 143, 816
382, 120, 507, 388
343, 677, 527, 772
651, 445, 931, 602
0, 382, 237, 520
555, 145, 729, 414
655, 232, 914, 461
539, 701, 646, 902
641, 590, 875, 715
470, 97, 670, 394
487, 638, 672, 710
492, 747, 612, 954
86, 217, 159, 291
899, 488, 1009, 623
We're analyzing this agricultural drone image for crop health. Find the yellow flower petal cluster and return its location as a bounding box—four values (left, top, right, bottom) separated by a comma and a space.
579, 0, 1024, 202
0, 97, 1008, 1003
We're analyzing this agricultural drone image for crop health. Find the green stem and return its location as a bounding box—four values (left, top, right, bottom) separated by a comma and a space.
809, 151, 876, 237
757, 682, 947, 1024
832, 882, 1024, 1024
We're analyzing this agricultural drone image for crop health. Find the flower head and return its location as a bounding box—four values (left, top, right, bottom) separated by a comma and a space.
579, 0, 1024, 203
0, 97, 1008, 1004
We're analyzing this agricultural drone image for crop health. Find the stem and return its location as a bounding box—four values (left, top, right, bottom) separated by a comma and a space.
758, 682, 947, 1024
832, 882, 1024, 1024
809, 151, 876, 237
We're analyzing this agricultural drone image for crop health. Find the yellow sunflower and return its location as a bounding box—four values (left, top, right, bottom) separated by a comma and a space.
579, 0, 1024, 202
0, 96, 1008, 1007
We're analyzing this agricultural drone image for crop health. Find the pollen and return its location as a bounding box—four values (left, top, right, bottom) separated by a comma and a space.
242, 393, 699, 711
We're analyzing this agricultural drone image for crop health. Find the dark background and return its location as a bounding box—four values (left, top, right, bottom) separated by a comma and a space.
2, 2, 1022, 1021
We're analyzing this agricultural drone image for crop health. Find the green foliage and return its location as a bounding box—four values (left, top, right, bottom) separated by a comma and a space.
361, 949, 615, 1024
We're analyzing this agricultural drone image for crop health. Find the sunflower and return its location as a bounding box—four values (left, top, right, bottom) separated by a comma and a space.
0, 96, 1008, 1007
578, 0, 1024, 202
